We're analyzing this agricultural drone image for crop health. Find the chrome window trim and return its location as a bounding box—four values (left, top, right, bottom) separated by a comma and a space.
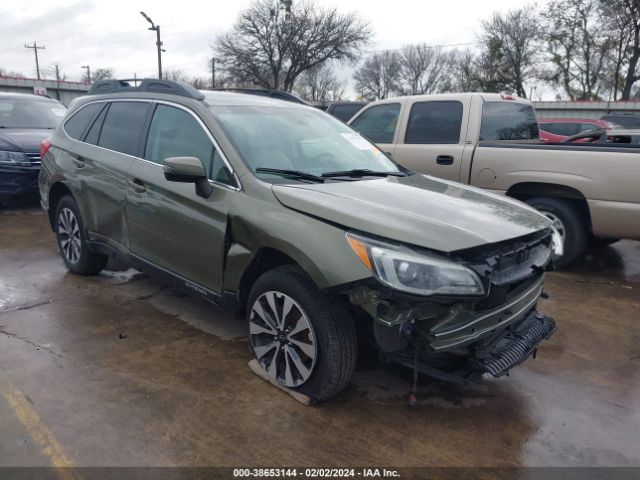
61, 98, 241, 192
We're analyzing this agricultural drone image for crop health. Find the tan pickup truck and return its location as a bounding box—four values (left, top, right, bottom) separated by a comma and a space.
349, 93, 640, 266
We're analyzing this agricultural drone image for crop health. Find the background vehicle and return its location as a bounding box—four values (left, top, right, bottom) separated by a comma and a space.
562, 128, 640, 144
349, 93, 640, 267
39, 79, 557, 402
0, 92, 66, 200
600, 113, 640, 128
538, 117, 618, 143
325, 101, 368, 122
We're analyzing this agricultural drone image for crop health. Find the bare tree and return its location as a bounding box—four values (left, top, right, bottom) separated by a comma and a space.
543, 0, 612, 100
448, 49, 484, 92
163, 69, 190, 82
600, 0, 640, 100
294, 63, 346, 102
477, 7, 542, 98
0, 68, 26, 78
353, 51, 402, 100
189, 77, 210, 89
44, 63, 67, 82
398, 45, 454, 94
215, 0, 370, 91
83, 68, 113, 83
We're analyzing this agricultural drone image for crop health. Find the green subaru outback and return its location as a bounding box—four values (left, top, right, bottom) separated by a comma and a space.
39, 79, 559, 401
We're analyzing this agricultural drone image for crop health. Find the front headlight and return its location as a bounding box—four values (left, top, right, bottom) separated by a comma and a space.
346, 232, 485, 297
0, 151, 29, 165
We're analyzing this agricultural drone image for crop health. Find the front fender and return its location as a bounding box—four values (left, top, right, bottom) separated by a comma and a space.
223, 201, 371, 292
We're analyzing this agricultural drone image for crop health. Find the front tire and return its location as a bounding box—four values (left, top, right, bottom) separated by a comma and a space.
247, 265, 357, 402
54, 195, 108, 275
525, 197, 588, 268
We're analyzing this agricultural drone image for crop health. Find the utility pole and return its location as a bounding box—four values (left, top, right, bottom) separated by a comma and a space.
211, 57, 215, 88
25, 42, 45, 80
82, 65, 91, 83
54, 64, 61, 100
140, 11, 163, 80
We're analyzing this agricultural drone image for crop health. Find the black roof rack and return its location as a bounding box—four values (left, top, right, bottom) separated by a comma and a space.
88, 78, 205, 101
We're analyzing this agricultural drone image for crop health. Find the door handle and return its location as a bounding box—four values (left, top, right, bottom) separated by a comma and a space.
128, 178, 147, 193
384, 151, 393, 158
436, 155, 454, 165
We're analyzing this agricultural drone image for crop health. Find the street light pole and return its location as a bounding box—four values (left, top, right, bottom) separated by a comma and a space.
140, 11, 163, 80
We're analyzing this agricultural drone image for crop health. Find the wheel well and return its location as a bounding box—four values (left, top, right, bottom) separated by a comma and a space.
237, 248, 298, 316
47, 182, 73, 230
506, 182, 592, 228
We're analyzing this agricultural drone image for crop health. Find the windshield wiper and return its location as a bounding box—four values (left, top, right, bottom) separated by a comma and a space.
255, 167, 325, 183
321, 168, 406, 178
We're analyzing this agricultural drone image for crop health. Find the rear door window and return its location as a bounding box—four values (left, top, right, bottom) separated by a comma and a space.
405, 101, 463, 144
349, 103, 400, 143
64, 103, 102, 140
98, 101, 150, 156
480, 102, 539, 141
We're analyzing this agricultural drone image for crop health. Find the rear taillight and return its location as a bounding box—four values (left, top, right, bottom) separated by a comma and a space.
40, 138, 52, 159
501, 94, 515, 100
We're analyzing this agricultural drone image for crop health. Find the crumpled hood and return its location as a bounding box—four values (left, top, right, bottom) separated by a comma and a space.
272, 174, 551, 252
0, 129, 52, 153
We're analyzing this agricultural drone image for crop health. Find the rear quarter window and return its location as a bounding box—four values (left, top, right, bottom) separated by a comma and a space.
480, 102, 539, 141
63, 103, 103, 140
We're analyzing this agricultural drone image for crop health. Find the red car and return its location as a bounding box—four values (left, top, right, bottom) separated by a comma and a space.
538, 117, 620, 142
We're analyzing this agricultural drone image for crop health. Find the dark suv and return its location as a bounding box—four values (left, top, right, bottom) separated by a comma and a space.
39, 79, 558, 402
0, 92, 66, 200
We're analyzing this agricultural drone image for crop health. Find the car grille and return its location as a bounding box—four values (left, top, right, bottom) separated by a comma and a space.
25, 153, 41, 165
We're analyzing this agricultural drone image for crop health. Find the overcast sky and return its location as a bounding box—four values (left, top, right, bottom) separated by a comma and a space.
0, 0, 552, 99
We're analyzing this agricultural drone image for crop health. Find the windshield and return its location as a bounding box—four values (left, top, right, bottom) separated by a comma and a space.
211, 105, 401, 180
479, 101, 539, 141
0, 99, 66, 129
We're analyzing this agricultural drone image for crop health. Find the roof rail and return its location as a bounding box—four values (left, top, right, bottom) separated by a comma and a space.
88, 78, 205, 101
211, 88, 309, 105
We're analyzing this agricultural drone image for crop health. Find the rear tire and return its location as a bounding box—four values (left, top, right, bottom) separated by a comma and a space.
247, 265, 357, 402
525, 197, 588, 268
54, 195, 108, 275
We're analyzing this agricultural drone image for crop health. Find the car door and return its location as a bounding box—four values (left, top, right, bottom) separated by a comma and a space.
125, 102, 238, 295
391, 99, 471, 182
349, 102, 402, 158
67, 100, 151, 250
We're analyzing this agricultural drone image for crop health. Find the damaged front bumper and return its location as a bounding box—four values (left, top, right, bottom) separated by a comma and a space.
389, 309, 556, 383
348, 274, 556, 383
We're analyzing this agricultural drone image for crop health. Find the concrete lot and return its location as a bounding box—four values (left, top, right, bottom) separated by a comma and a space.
0, 202, 639, 468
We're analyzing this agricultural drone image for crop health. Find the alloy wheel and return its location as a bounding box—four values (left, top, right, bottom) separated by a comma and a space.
58, 207, 82, 264
249, 291, 317, 387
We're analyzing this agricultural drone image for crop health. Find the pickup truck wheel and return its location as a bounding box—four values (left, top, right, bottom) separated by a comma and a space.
525, 197, 587, 268
247, 265, 357, 402
54, 196, 108, 275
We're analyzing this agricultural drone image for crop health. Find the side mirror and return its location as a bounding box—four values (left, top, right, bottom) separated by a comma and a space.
163, 156, 213, 198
